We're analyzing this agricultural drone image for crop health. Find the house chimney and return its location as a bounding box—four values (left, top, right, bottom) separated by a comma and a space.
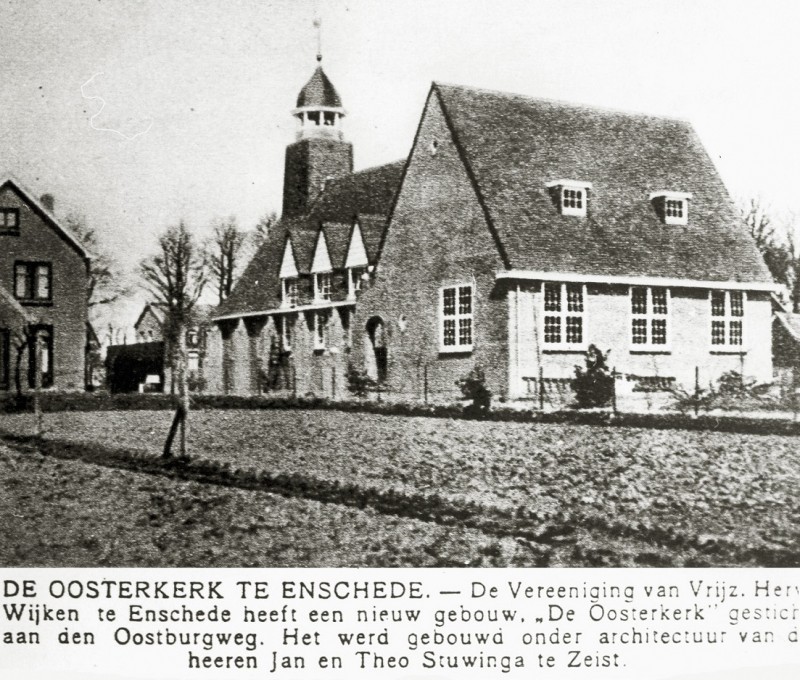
40, 193, 55, 212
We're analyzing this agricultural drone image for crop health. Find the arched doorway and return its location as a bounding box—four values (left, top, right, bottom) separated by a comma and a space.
365, 316, 387, 384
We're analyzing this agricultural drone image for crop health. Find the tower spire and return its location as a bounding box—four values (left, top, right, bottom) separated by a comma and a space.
313, 16, 322, 62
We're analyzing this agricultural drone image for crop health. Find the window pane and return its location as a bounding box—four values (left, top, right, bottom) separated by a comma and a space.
729, 320, 743, 345
15, 265, 28, 298
566, 284, 583, 312
36, 265, 50, 299
730, 292, 744, 317
566, 316, 582, 344
651, 319, 667, 345
443, 319, 456, 346
711, 320, 726, 345
711, 291, 725, 316
632, 318, 648, 344
458, 286, 472, 314
651, 288, 667, 314
544, 316, 561, 344
666, 200, 683, 218
443, 288, 456, 316
544, 283, 561, 312
631, 287, 647, 314
458, 318, 472, 346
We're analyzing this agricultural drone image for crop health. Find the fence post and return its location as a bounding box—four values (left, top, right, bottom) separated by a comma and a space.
538, 366, 544, 411
611, 365, 617, 415
331, 365, 336, 401
423, 362, 429, 405
694, 366, 700, 418
292, 362, 297, 398
793, 366, 797, 423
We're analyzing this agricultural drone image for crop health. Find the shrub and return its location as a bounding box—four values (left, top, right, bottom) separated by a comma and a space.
572, 344, 614, 408
346, 364, 376, 398
456, 366, 491, 416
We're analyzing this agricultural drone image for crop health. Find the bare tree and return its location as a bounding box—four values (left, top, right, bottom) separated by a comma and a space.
205, 216, 247, 304
140, 221, 206, 457
63, 213, 129, 308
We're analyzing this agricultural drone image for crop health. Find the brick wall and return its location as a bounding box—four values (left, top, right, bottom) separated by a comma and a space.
352, 90, 508, 402
0, 184, 88, 391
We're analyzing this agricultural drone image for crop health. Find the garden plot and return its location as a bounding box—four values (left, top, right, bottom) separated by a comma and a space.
2, 409, 798, 557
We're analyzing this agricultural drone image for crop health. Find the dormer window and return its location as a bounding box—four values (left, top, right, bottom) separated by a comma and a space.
323, 111, 336, 126
546, 180, 592, 217
282, 278, 299, 308
650, 191, 691, 226
314, 272, 332, 302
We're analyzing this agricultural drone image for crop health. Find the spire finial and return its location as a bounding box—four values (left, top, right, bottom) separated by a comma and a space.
313, 16, 322, 62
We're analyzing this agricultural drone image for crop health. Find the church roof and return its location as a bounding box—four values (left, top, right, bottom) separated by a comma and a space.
296, 65, 342, 109
433, 83, 772, 284
215, 161, 404, 319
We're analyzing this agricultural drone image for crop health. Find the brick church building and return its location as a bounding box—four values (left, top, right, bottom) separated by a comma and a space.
206, 58, 774, 402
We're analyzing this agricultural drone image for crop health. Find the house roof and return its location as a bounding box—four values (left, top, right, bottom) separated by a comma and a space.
216, 161, 404, 319
0, 175, 92, 262
433, 83, 772, 284
134, 301, 213, 330
296, 65, 342, 109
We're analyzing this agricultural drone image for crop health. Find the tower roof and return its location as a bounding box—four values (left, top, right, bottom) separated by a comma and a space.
296, 65, 342, 109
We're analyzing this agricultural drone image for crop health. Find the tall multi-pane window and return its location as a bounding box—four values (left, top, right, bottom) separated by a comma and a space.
14, 262, 51, 302
440, 284, 473, 352
542, 283, 584, 348
348, 266, 366, 299
314, 272, 332, 302
279, 315, 294, 351
630, 286, 669, 349
314, 311, 329, 350
710, 290, 744, 349
282, 278, 298, 308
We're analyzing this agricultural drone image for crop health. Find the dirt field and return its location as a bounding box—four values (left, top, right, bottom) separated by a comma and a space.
2, 408, 798, 566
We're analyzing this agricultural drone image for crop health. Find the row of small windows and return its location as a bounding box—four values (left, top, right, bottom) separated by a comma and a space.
550, 184, 691, 225
439, 282, 745, 354
281, 267, 367, 308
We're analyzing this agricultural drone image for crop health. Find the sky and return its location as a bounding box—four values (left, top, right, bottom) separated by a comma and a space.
2, 0, 800, 328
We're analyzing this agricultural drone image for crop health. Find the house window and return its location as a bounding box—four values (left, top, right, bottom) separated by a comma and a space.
542, 282, 585, 348
279, 315, 295, 352
547, 180, 591, 217
314, 272, 332, 302
0, 208, 19, 233
710, 290, 745, 349
630, 286, 669, 349
14, 262, 52, 302
323, 111, 336, 126
282, 278, 298, 308
27, 325, 53, 388
440, 284, 473, 352
650, 191, 691, 225
341, 308, 352, 349
314, 311, 329, 350
348, 266, 366, 299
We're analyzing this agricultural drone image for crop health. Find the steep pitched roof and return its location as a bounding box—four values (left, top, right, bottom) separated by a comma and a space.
0, 175, 92, 262
296, 65, 342, 109
216, 161, 404, 319
434, 83, 771, 284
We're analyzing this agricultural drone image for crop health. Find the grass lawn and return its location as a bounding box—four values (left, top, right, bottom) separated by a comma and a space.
1, 408, 798, 566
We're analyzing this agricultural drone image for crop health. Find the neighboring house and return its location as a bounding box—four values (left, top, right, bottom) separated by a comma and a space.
208, 62, 775, 402
125, 302, 213, 391
0, 177, 91, 392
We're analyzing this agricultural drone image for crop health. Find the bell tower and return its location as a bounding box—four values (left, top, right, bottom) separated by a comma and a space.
282, 46, 353, 217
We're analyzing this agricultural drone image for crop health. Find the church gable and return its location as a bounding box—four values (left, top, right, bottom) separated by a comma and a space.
310, 230, 332, 273
344, 221, 368, 269
279, 238, 299, 278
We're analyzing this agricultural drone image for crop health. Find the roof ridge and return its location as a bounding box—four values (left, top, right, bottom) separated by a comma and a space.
433, 81, 692, 126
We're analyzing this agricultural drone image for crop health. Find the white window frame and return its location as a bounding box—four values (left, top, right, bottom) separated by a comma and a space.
546, 180, 592, 217
541, 282, 587, 351
314, 310, 329, 351
629, 286, 671, 351
439, 283, 474, 353
282, 277, 299, 308
347, 266, 366, 300
314, 271, 332, 303
649, 191, 691, 226
709, 290, 746, 352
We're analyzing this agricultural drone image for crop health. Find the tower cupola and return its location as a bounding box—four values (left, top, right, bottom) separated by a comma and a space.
292, 57, 346, 142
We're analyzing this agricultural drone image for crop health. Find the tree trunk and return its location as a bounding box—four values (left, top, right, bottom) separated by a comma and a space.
178, 324, 189, 457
